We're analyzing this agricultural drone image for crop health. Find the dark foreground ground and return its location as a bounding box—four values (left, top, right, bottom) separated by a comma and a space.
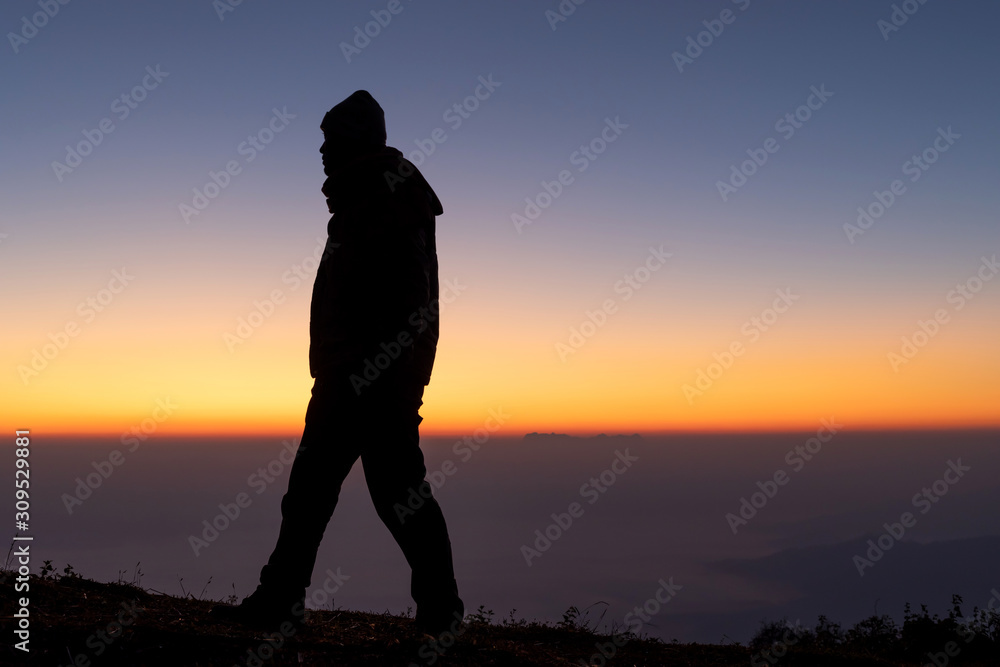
2, 569, 998, 666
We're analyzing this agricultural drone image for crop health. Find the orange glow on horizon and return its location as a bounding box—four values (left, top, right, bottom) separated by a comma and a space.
5, 252, 998, 439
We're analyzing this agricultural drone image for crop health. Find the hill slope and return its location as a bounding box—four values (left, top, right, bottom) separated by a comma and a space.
0, 570, 980, 666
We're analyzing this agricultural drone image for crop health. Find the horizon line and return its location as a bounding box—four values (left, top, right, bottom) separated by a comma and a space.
25, 423, 1000, 441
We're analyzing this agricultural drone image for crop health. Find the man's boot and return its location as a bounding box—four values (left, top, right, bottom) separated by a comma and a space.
210, 584, 308, 631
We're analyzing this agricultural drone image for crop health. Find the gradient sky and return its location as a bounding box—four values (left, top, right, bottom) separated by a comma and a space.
3, 0, 999, 436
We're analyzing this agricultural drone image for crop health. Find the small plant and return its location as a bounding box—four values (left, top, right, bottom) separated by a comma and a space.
748, 617, 799, 651
558, 605, 583, 631
225, 583, 239, 606
198, 576, 213, 600
38, 561, 81, 581
846, 613, 899, 655
811, 614, 844, 649
39, 560, 55, 580
466, 604, 495, 625
502, 608, 528, 629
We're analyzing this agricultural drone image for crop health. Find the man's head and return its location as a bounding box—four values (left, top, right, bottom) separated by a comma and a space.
319, 90, 386, 168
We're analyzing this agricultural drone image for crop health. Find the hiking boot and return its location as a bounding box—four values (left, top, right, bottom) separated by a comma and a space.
414, 607, 465, 638
210, 584, 308, 631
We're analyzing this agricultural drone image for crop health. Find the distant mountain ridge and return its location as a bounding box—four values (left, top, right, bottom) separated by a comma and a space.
522, 432, 644, 442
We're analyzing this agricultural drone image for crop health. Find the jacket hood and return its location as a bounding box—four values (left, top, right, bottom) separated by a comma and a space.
320, 90, 387, 153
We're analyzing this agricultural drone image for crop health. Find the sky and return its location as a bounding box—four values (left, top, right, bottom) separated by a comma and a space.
2, 0, 999, 437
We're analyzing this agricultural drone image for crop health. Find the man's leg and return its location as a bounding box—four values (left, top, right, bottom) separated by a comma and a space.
359, 375, 463, 630
259, 375, 362, 594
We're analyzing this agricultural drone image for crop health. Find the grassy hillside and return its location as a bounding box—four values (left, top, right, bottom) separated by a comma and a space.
1, 565, 997, 666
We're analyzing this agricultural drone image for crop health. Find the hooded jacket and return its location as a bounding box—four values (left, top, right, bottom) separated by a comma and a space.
308, 144, 443, 385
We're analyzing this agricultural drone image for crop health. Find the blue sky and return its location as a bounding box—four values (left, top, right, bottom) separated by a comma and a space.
3, 0, 999, 434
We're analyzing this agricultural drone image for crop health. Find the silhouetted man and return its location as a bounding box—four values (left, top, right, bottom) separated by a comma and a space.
212, 90, 463, 637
